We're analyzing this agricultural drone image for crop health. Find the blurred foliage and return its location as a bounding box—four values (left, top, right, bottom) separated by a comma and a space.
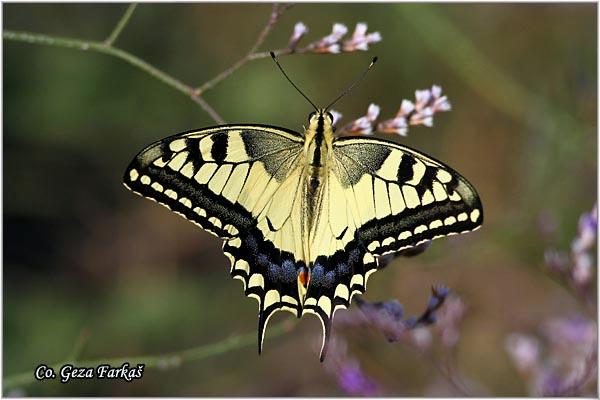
3, 3, 596, 396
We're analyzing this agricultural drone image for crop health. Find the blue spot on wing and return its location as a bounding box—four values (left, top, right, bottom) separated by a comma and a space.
323, 271, 335, 289
312, 263, 325, 285
246, 234, 258, 252
257, 253, 269, 267
337, 262, 349, 275
267, 262, 279, 282
281, 260, 297, 283
348, 248, 361, 266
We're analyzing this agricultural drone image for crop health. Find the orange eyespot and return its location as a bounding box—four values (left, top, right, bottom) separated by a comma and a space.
297, 267, 310, 287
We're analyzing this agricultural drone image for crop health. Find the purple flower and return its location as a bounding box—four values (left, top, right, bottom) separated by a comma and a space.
545, 204, 597, 289
435, 294, 465, 347
543, 316, 597, 351
326, 288, 455, 395
505, 333, 541, 373
539, 371, 564, 396
506, 311, 596, 394
572, 253, 593, 285
337, 363, 382, 396
323, 336, 382, 396
572, 204, 597, 254
570, 204, 597, 286
511, 206, 598, 396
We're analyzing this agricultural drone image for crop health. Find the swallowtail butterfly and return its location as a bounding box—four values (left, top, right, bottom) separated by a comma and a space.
123, 55, 483, 361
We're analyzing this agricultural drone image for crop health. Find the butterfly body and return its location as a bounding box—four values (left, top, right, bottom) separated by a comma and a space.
124, 109, 482, 361
303, 110, 335, 261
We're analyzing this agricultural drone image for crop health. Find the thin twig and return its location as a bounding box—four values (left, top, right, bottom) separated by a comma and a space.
194, 3, 292, 95
104, 3, 138, 46
3, 321, 292, 391
3, 30, 225, 124
248, 47, 310, 60
442, 350, 474, 396
250, 3, 293, 54
544, 265, 596, 318
416, 349, 472, 396
66, 328, 91, 363
189, 96, 226, 124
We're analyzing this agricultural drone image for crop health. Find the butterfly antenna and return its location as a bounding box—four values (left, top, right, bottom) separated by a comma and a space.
270, 51, 318, 111
325, 56, 378, 111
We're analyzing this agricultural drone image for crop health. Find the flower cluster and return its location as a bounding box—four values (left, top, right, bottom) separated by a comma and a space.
506, 205, 598, 396
336, 103, 380, 135
323, 337, 382, 396
505, 317, 597, 396
432, 295, 466, 348
287, 22, 381, 54
323, 286, 453, 395
335, 85, 452, 137
571, 205, 597, 285
544, 204, 596, 300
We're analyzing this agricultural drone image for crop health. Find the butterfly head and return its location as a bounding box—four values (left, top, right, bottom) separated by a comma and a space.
305, 109, 335, 159
307, 109, 335, 131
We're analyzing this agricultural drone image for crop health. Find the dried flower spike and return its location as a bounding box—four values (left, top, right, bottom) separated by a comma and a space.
337, 103, 380, 136
324, 338, 382, 396
311, 23, 348, 54
378, 85, 452, 136
570, 205, 596, 286
435, 295, 465, 347
288, 22, 308, 50
308, 22, 381, 54
343, 22, 382, 52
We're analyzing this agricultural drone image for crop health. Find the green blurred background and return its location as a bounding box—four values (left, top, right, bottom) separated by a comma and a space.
3, 3, 596, 396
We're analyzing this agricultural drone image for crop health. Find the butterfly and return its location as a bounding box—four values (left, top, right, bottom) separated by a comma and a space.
123, 54, 483, 361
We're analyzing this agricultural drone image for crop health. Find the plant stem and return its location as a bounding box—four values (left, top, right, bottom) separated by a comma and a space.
104, 3, 138, 46
194, 3, 292, 95
3, 321, 291, 391
66, 328, 91, 363
3, 30, 225, 124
